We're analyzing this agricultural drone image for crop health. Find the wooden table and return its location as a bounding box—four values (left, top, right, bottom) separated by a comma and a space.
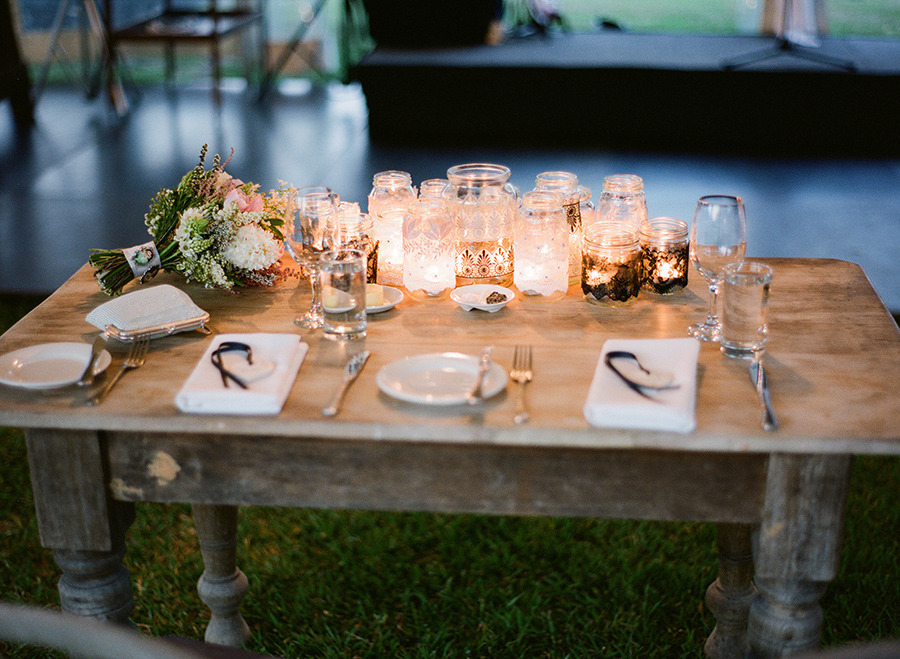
1, 258, 898, 657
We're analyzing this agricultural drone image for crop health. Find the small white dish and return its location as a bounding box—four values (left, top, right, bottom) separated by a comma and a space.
450, 285, 514, 313
367, 285, 404, 314
0, 342, 112, 390
377, 352, 508, 406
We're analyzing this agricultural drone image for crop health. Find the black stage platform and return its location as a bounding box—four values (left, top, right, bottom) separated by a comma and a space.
354, 32, 900, 156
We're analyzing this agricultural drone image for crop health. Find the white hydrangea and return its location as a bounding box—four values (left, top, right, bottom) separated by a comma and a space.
221, 222, 283, 271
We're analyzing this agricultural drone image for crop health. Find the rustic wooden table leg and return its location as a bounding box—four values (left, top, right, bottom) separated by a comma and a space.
192, 504, 250, 647
25, 429, 135, 624
704, 522, 758, 659
748, 454, 851, 658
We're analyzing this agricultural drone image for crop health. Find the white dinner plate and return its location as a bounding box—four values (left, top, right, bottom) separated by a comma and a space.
0, 342, 112, 390
450, 285, 514, 312
376, 352, 508, 405
367, 285, 404, 314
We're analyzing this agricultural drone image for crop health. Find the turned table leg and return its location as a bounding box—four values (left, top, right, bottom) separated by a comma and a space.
192, 504, 250, 647
25, 429, 135, 624
748, 454, 851, 658
705, 522, 758, 659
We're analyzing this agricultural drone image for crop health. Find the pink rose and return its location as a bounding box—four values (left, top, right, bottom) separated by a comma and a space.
224, 188, 264, 212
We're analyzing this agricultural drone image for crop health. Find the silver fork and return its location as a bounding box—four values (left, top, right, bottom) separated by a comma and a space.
87, 335, 150, 405
510, 345, 533, 424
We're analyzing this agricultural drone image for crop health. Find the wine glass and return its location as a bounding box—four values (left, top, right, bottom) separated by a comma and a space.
688, 195, 747, 341
285, 186, 338, 329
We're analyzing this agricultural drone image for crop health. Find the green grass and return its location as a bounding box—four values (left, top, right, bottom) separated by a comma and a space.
1, 297, 898, 657
551, 0, 900, 37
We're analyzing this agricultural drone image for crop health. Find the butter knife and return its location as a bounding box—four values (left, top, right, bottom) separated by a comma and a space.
322, 350, 370, 417
749, 358, 778, 431
466, 346, 493, 405
76, 334, 108, 387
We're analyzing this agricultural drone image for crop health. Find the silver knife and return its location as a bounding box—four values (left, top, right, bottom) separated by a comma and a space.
466, 346, 493, 405
749, 358, 778, 431
322, 350, 370, 417
76, 334, 108, 387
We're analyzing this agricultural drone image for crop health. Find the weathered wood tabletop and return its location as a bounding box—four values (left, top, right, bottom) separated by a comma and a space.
1, 257, 898, 658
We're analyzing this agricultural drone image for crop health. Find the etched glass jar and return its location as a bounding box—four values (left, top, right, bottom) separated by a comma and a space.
595, 174, 647, 234
581, 224, 641, 306
333, 202, 378, 283
535, 170, 584, 286
514, 190, 568, 300
445, 163, 517, 287
640, 216, 689, 295
402, 197, 456, 300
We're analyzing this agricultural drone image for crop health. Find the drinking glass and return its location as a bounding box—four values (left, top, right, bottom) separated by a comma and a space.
285, 186, 338, 329
688, 195, 747, 341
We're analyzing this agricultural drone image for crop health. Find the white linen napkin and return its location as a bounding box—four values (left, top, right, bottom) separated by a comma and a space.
176, 333, 308, 415
86, 285, 207, 333
583, 338, 701, 433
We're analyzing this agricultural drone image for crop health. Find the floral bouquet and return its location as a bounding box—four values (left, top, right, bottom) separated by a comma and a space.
90, 146, 295, 296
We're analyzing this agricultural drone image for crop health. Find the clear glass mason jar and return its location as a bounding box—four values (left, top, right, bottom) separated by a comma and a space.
333, 202, 379, 284
367, 170, 417, 219
418, 178, 450, 199
535, 171, 584, 286
374, 208, 405, 286
581, 223, 641, 306
595, 174, 647, 234
640, 216, 689, 295
514, 190, 568, 300
444, 163, 517, 287
578, 185, 594, 228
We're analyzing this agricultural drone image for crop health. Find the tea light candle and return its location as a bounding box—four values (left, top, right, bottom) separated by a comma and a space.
581, 223, 641, 306
640, 216, 689, 295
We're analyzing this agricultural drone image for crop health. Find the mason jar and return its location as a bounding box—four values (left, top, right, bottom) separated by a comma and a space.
367, 170, 417, 219
640, 216, 689, 295
581, 223, 641, 306
514, 190, 568, 300
595, 174, 647, 234
333, 202, 379, 284
418, 178, 450, 199
402, 197, 456, 300
444, 163, 517, 287
535, 170, 584, 286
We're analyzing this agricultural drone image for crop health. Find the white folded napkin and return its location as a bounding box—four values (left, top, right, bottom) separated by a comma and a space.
583, 338, 701, 433
176, 333, 308, 415
86, 285, 207, 334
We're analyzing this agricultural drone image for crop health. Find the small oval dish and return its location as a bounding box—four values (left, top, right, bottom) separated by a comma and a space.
450, 285, 514, 313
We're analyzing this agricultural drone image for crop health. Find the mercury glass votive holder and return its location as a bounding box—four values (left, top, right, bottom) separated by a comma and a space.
514, 190, 568, 300
403, 198, 456, 300
581, 223, 642, 307
640, 216, 689, 295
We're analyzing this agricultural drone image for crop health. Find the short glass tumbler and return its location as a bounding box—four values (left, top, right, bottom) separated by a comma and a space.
720, 261, 773, 358
403, 198, 456, 300
514, 190, 568, 300
319, 249, 367, 341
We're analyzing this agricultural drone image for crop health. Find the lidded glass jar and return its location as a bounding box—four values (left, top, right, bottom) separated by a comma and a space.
444, 163, 517, 287
535, 171, 584, 286
640, 216, 689, 294
595, 174, 647, 234
402, 197, 456, 300
581, 223, 641, 307
514, 190, 568, 300
333, 202, 378, 283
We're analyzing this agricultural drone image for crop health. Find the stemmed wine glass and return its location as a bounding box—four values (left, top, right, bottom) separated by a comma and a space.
688, 195, 747, 341
285, 186, 338, 329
